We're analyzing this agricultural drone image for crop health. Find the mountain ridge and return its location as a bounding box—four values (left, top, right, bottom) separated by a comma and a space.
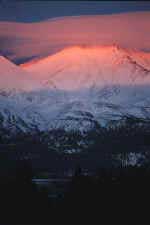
1, 46, 150, 149
21, 45, 150, 90
0, 55, 41, 92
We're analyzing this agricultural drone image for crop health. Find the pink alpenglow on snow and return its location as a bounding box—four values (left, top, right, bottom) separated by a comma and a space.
21, 45, 150, 91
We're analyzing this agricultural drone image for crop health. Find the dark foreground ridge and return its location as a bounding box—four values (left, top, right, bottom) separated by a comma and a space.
1, 160, 150, 225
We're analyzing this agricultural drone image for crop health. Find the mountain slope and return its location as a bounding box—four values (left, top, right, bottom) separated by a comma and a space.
21, 45, 150, 90
1, 46, 150, 140
0, 56, 41, 92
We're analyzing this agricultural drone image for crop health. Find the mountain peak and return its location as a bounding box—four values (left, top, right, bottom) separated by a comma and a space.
20, 45, 128, 72
20, 45, 150, 91
57, 44, 125, 54
1, 48, 150, 137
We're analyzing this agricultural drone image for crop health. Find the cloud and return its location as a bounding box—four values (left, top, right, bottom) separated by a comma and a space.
0, 12, 150, 63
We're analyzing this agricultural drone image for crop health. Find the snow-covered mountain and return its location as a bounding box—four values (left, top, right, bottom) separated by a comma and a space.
1, 45, 150, 139
21, 45, 150, 90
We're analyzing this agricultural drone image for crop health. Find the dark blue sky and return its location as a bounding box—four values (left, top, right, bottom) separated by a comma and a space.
0, 1, 150, 22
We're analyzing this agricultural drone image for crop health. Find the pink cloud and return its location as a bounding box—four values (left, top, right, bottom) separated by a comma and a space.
0, 12, 150, 63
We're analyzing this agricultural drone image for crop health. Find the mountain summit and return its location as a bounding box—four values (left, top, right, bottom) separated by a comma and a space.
1, 46, 150, 139
21, 45, 150, 90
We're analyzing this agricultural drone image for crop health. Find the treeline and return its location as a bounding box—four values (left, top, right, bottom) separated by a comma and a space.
1, 116, 150, 153
1, 116, 150, 171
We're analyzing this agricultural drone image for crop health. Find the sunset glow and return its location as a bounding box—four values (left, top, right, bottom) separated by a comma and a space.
20, 45, 150, 91
0, 12, 150, 63
1, 2, 150, 223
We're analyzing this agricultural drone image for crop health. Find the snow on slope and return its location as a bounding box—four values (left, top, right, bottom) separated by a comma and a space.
1, 46, 150, 135
21, 45, 150, 90
0, 56, 41, 92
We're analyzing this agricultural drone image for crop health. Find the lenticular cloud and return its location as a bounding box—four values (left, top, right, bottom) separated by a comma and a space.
0, 12, 150, 63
